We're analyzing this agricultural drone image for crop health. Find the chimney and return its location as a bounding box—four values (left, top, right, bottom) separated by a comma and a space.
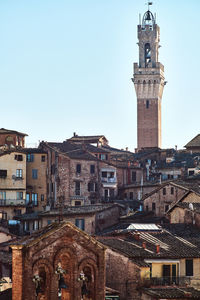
142, 242, 146, 249
134, 231, 140, 241
126, 147, 128, 151
156, 244, 160, 254
73, 132, 76, 137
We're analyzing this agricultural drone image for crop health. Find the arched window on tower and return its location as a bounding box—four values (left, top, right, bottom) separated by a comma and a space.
145, 43, 151, 67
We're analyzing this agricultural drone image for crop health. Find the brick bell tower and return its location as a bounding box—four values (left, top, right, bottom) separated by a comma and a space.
133, 4, 165, 150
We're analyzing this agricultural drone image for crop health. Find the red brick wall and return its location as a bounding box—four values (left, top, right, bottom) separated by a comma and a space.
105, 248, 141, 300
0, 134, 25, 147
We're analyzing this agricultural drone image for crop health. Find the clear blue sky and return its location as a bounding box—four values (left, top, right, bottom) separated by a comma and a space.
0, 0, 199, 151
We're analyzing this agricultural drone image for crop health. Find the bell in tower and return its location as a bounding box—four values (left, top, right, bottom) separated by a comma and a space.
132, 3, 165, 150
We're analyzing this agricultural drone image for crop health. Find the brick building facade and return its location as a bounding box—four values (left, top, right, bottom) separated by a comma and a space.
11, 221, 106, 300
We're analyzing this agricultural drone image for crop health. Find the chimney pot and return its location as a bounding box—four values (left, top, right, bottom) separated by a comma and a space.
134, 232, 140, 241
142, 242, 146, 249
156, 244, 160, 254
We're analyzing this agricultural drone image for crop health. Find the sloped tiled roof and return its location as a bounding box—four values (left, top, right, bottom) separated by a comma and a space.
142, 287, 200, 299
68, 135, 108, 144
0, 128, 27, 136
99, 224, 200, 259
42, 141, 98, 161
10, 221, 106, 249
185, 134, 200, 148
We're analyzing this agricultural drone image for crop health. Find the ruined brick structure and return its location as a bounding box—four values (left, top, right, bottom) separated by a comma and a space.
11, 221, 106, 300
0, 128, 27, 148
133, 8, 165, 150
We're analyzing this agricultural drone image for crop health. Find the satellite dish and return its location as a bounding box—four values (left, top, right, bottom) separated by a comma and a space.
189, 203, 194, 211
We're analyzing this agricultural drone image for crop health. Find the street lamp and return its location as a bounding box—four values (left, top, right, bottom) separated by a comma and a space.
78, 271, 89, 300
55, 263, 68, 299
33, 274, 42, 300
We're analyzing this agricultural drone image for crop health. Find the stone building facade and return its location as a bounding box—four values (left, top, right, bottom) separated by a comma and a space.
11, 221, 106, 300
0, 151, 26, 221
39, 141, 118, 207
143, 182, 190, 216
25, 149, 48, 211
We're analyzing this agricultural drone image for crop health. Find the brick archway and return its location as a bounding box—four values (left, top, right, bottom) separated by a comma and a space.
78, 258, 98, 300
53, 247, 78, 300
32, 258, 53, 300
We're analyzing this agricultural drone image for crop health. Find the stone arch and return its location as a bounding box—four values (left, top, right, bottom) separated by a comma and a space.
32, 258, 53, 300
53, 247, 78, 300
78, 258, 98, 300
148, 80, 151, 84
143, 80, 146, 84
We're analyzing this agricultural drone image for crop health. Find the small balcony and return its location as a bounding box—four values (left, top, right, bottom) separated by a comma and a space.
0, 199, 26, 206
143, 276, 191, 287
101, 177, 117, 183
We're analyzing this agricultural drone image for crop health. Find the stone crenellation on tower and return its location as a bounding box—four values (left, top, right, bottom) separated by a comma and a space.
133, 7, 165, 150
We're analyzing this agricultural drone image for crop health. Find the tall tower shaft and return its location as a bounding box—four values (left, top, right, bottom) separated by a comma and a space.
133, 9, 165, 150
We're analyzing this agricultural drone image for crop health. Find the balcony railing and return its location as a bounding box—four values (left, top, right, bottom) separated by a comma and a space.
143, 276, 191, 287
101, 177, 117, 183
0, 199, 26, 206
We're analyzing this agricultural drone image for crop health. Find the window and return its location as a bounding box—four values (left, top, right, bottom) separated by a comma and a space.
24, 221, 29, 232
26, 193, 30, 205
33, 220, 39, 231
186, 259, 193, 276
146, 205, 148, 211
75, 219, 85, 231
41, 155, 45, 162
76, 164, 81, 174
88, 182, 98, 192
75, 201, 81, 206
17, 192, 23, 200
16, 169, 23, 178
51, 183, 54, 193
15, 209, 21, 216
171, 187, 174, 195
163, 187, 166, 195
0, 170, 7, 178
32, 169, 38, 179
130, 192, 133, 200
90, 165, 95, 174
189, 170, 194, 176
0, 192, 6, 200
41, 194, 44, 201
165, 205, 169, 212
27, 153, 34, 162
47, 220, 52, 225
75, 181, 81, 196
132, 171, 136, 182
99, 154, 108, 160
32, 193, 38, 206
145, 43, 151, 66
51, 164, 55, 174
152, 203, 156, 211
102, 171, 107, 178
146, 100, 149, 109
0, 211, 7, 220
15, 154, 23, 161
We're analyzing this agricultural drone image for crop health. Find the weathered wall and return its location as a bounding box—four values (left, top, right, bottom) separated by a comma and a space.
144, 184, 187, 216
105, 248, 141, 300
